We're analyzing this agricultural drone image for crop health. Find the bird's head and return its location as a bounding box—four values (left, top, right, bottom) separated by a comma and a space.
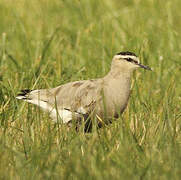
112, 51, 151, 72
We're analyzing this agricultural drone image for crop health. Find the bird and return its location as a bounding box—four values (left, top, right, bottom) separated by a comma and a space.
16, 51, 151, 131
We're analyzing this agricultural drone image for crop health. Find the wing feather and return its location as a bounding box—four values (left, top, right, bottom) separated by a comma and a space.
52, 79, 103, 115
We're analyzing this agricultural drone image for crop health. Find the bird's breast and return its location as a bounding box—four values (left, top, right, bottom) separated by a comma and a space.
102, 78, 131, 117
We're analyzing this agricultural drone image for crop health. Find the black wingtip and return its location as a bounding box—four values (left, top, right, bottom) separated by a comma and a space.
17, 89, 32, 96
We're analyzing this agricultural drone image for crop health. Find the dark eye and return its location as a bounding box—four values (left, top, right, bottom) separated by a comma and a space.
125, 58, 138, 64
126, 58, 132, 62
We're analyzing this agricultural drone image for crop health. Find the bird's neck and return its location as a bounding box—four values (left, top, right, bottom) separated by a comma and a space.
106, 64, 133, 81
102, 64, 133, 116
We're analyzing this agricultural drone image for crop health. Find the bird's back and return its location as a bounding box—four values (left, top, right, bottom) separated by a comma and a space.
50, 78, 104, 114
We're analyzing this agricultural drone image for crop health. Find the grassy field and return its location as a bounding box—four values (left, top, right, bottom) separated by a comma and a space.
0, 0, 181, 179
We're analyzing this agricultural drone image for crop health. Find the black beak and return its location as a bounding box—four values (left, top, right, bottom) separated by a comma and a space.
138, 63, 152, 71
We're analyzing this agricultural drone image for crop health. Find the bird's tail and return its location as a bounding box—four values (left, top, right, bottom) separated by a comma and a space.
16, 89, 52, 112
16, 89, 32, 100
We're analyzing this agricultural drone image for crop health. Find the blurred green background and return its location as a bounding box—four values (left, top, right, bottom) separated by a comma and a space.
0, 0, 181, 179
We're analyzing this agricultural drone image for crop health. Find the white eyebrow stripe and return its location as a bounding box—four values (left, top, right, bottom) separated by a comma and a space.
115, 55, 140, 63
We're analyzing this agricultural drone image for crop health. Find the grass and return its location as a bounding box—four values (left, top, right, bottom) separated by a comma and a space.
0, 0, 181, 179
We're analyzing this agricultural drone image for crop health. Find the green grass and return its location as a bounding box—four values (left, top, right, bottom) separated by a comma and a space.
0, 0, 181, 179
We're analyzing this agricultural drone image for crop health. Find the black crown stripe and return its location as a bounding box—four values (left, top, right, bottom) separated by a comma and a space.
116, 51, 137, 57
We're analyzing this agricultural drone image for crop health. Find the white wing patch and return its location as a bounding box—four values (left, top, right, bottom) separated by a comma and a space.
50, 108, 72, 123
77, 107, 87, 114
50, 106, 87, 123
22, 98, 73, 123
25, 99, 50, 111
